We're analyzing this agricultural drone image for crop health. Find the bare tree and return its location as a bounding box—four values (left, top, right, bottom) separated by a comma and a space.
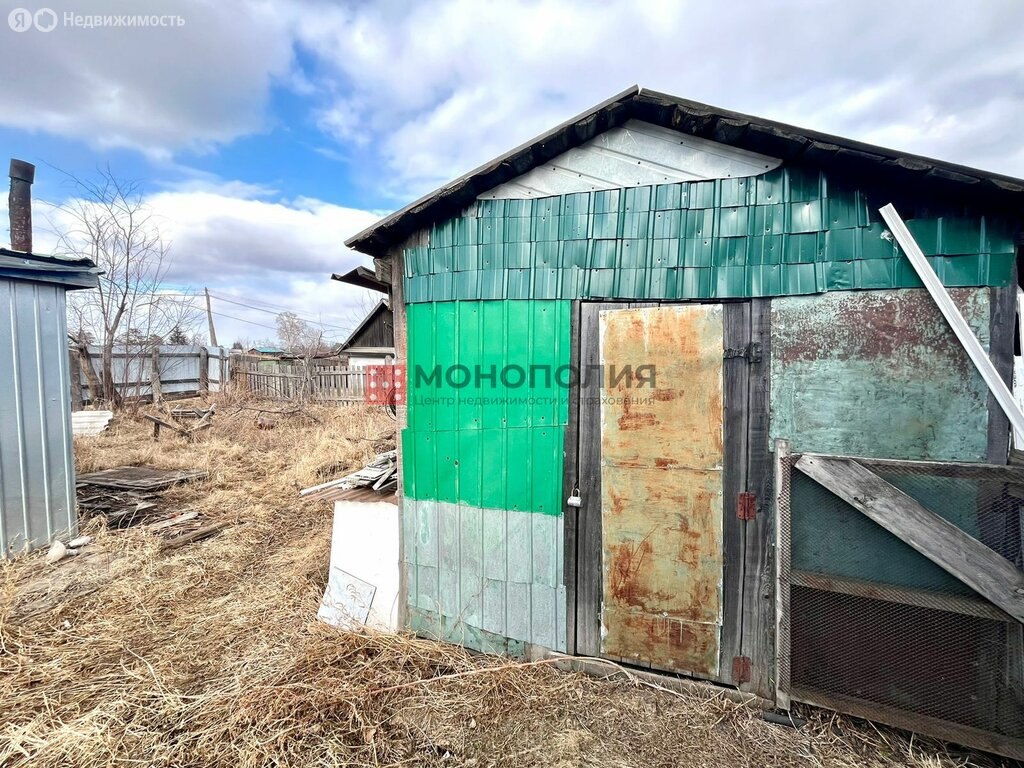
276, 311, 331, 401
54, 168, 199, 406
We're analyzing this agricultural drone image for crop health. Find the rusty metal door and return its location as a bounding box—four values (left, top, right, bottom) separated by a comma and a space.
577, 303, 730, 678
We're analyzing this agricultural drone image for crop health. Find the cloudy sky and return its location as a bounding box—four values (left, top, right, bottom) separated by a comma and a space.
2, 0, 1023, 344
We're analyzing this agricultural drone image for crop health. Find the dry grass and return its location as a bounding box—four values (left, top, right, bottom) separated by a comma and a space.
0, 396, 1005, 767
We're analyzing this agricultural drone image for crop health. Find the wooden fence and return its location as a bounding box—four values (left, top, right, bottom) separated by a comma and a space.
231, 362, 367, 403
70, 345, 229, 410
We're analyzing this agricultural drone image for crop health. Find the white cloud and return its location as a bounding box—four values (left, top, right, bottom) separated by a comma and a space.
289, 0, 1024, 196
0, 0, 297, 158
18, 182, 381, 346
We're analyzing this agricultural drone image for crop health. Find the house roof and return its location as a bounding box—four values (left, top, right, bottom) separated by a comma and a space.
0, 248, 100, 290
339, 299, 392, 351
249, 346, 284, 354
346, 85, 1024, 257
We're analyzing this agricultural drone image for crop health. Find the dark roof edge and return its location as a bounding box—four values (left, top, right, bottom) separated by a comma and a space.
635, 89, 1024, 191
346, 86, 1024, 257
0, 249, 100, 290
331, 265, 389, 293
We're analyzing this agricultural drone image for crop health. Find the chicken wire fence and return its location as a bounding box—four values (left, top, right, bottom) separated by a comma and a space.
775, 447, 1024, 759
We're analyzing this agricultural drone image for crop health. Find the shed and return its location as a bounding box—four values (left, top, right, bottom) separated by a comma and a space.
337, 299, 395, 367
345, 87, 1024, 757
1, 160, 99, 557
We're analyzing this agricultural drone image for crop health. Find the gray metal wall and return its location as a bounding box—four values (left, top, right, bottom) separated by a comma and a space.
0, 277, 77, 557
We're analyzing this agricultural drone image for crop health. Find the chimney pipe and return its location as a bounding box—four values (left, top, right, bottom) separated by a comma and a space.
9, 158, 35, 253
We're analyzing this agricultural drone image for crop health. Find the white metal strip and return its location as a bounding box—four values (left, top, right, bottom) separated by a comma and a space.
880, 203, 1024, 442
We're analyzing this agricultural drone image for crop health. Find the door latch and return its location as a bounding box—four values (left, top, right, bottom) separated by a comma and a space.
723, 342, 762, 363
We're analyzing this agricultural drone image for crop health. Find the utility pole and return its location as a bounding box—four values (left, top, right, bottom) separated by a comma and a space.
204, 288, 219, 347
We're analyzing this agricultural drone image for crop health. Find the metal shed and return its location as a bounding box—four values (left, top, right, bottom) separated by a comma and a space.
0, 160, 99, 557
344, 87, 1024, 758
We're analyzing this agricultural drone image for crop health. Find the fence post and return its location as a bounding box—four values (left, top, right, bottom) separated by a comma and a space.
199, 347, 210, 394
69, 348, 83, 411
151, 346, 163, 405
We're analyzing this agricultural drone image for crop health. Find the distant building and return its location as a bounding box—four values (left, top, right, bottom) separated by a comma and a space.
337, 299, 394, 367
247, 346, 284, 358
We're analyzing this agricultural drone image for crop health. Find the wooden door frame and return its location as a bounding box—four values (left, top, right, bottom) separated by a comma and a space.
562, 299, 774, 696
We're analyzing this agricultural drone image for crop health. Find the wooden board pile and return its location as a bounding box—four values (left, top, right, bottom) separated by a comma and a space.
77, 466, 211, 538
299, 450, 398, 502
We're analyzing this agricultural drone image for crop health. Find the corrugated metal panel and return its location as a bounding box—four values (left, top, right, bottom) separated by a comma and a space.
480, 119, 781, 199
0, 278, 77, 557
403, 300, 570, 515
598, 305, 725, 676
770, 288, 992, 461
402, 168, 1018, 303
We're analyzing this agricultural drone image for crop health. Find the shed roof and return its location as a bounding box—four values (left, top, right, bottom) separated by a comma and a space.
0, 248, 99, 290
346, 86, 1024, 257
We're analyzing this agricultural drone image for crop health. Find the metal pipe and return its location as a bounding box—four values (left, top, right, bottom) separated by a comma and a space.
8, 158, 35, 253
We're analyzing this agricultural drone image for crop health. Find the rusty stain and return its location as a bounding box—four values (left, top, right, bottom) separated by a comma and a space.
598, 305, 724, 677
773, 288, 984, 380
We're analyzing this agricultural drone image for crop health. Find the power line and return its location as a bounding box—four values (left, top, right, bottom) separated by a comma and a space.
159, 290, 355, 333
209, 293, 353, 332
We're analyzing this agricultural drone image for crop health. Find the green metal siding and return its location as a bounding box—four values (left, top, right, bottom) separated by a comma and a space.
402, 168, 1017, 303
403, 300, 570, 515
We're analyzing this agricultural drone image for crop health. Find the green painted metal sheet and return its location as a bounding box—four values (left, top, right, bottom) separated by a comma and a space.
403, 300, 570, 515
770, 288, 992, 461
402, 168, 1017, 303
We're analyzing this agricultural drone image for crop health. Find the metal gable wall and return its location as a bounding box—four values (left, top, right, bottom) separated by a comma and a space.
0, 277, 77, 557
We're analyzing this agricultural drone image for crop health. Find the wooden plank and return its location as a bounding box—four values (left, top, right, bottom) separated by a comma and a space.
773, 439, 792, 710
390, 245, 409, 631
881, 203, 1024, 440
790, 569, 1011, 622
720, 302, 750, 682
69, 349, 83, 411
789, 686, 1024, 761
562, 300, 581, 654
150, 346, 163, 405
741, 297, 774, 698
987, 283, 1016, 464
198, 347, 210, 394
575, 302, 627, 656
795, 454, 1024, 623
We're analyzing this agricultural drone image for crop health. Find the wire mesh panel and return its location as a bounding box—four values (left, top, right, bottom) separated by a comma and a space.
776, 445, 1024, 759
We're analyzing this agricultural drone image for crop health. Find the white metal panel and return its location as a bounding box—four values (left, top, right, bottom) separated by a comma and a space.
0, 277, 77, 557
319, 499, 401, 631
479, 119, 782, 200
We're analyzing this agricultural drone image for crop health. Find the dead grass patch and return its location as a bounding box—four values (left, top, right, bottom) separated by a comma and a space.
0, 396, 1005, 767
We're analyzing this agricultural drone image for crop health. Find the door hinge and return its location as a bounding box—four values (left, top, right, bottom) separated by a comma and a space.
723, 341, 762, 363
732, 655, 752, 684
737, 492, 757, 520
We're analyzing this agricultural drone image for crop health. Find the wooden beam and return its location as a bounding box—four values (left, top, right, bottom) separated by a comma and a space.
562, 300, 581, 655
773, 439, 792, 710
741, 297, 774, 699
790, 569, 1011, 622
150, 346, 163, 405
794, 453, 1024, 624
880, 203, 1024, 441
